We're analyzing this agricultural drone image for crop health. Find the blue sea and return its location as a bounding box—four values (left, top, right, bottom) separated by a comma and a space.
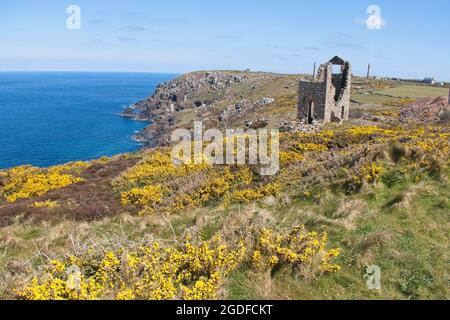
0, 72, 176, 169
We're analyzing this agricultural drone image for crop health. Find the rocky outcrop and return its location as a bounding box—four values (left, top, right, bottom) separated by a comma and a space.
219, 97, 275, 123
399, 96, 450, 123
129, 71, 248, 121
123, 71, 253, 145
120, 106, 149, 121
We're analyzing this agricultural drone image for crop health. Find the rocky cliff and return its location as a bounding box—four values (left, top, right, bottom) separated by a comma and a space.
123, 71, 300, 146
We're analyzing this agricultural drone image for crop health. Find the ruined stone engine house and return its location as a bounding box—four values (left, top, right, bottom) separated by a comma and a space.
298, 56, 352, 124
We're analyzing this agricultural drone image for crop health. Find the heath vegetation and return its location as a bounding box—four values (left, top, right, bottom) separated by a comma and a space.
0, 75, 449, 300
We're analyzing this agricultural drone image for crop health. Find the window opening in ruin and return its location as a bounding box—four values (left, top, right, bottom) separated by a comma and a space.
332, 64, 341, 74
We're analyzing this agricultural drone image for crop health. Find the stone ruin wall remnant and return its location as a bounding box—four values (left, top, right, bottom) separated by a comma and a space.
298, 56, 352, 124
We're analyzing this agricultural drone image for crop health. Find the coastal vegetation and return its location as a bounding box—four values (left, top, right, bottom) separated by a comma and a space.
0, 74, 449, 300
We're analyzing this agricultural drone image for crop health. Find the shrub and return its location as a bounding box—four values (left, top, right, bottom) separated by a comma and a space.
17, 236, 246, 300
390, 143, 407, 163
251, 227, 341, 277
293, 143, 328, 153
360, 163, 383, 183
120, 185, 165, 206
279, 151, 304, 165
114, 151, 210, 190
31, 200, 59, 208
0, 166, 82, 203
227, 183, 281, 204
381, 170, 406, 188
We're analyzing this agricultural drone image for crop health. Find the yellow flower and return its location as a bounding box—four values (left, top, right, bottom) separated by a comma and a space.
31, 200, 59, 208
0, 165, 82, 203
120, 185, 165, 206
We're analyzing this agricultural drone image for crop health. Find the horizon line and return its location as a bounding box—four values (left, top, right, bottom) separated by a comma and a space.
0, 70, 448, 82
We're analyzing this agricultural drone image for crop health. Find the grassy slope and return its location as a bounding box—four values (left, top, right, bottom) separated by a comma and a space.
2, 167, 447, 299
228, 173, 449, 300
0, 74, 449, 300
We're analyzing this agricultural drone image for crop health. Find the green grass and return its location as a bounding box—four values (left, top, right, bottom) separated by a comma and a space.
226, 173, 450, 300
200, 219, 222, 241
374, 85, 448, 98
228, 269, 257, 300
352, 93, 395, 105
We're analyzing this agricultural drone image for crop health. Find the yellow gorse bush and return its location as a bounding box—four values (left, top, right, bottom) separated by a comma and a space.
415, 138, 449, 154
18, 236, 246, 301
279, 151, 304, 165
17, 224, 342, 300
227, 183, 281, 204
31, 200, 59, 208
109, 126, 448, 216
115, 152, 275, 214
115, 151, 210, 188
345, 126, 398, 137
0, 165, 83, 203
50, 161, 90, 174
382, 97, 416, 107
169, 167, 254, 210
293, 143, 328, 152
360, 163, 383, 183
251, 227, 341, 275
120, 185, 165, 206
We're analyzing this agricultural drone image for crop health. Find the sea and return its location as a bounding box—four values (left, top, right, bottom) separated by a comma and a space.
0, 72, 177, 169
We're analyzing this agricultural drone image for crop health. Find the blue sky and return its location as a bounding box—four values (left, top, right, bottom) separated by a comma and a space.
1, 0, 449, 80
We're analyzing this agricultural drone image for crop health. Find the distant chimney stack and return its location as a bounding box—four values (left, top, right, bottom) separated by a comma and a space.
367, 63, 371, 78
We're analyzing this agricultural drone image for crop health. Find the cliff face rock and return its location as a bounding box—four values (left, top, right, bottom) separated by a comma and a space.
130, 71, 248, 120
218, 97, 275, 124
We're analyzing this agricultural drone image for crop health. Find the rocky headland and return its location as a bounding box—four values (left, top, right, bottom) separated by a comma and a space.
121, 71, 300, 146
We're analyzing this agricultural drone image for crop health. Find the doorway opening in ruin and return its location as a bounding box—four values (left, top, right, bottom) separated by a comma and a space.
307, 101, 315, 124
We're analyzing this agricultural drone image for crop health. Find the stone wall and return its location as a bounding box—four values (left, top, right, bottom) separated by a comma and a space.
297, 56, 352, 124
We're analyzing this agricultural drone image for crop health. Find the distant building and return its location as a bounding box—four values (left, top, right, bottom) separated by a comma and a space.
423, 77, 436, 85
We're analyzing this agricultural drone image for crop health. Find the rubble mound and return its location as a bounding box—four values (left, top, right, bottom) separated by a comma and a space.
399, 95, 449, 123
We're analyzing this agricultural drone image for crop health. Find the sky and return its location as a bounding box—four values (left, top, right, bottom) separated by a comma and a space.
1, 0, 449, 80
